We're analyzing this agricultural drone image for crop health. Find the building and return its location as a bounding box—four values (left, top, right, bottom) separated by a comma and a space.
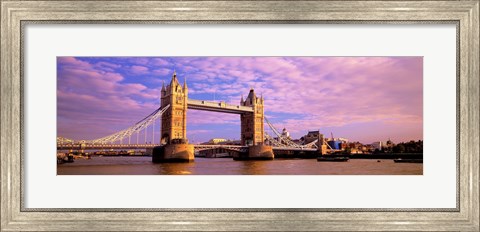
160, 71, 188, 145
382, 139, 395, 152
281, 128, 290, 139
327, 140, 342, 150
240, 89, 265, 146
304, 131, 321, 144
340, 142, 349, 150
207, 138, 227, 144
371, 141, 382, 151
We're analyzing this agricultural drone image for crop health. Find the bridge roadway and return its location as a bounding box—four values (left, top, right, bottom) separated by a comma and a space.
187, 99, 253, 114
57, 144, 317, 152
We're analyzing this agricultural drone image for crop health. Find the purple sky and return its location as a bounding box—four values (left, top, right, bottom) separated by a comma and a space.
57, 57, 423, 144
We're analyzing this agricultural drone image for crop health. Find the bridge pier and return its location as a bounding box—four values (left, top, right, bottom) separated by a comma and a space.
152, 144, 194, 163
233, 144, 274, 160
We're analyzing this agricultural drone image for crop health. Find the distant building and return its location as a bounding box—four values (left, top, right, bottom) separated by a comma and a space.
207, 138, 227, 144
281, 128, 290, 139
274, 127, 292, 144
364, 144, 374, 152
327, 140, 342, 150
324, 133, 349, 150
350, 148, 362, 154
348, 142, 361, 149
371, 141, 382, 151
384, 139, 395, 149
304, 131, 320, 144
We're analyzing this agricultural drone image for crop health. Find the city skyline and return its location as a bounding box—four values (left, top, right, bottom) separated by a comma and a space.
57, 56, 423, 144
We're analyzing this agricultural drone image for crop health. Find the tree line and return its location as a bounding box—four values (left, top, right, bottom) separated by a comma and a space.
375, 140, 423, 154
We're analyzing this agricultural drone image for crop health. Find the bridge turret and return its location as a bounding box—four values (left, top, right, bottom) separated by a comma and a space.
243, 88, 257, 107
240, 88, 264, 146
161, 80, 166, 97
160, 70, 188, 145
183, 76, 188, 90
169, 71, 182, 94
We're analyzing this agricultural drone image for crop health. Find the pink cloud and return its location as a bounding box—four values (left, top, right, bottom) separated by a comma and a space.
175, 57, 422, 142
57, 57, 91, 69
151, 58, 170, 66
58, 57, 422, 143
130, 65, 149, 75
57, 57, 160, 140
152, 68, 171, 76
187, 110, 239, 125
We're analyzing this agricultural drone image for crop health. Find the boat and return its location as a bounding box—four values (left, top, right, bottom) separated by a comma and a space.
317, 157, 349, 162
394, 158, 423, 163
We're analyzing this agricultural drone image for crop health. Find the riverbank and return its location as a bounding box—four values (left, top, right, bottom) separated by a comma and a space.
331, 153, 423, 159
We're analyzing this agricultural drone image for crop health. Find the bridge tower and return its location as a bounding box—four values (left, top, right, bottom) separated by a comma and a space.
317, 132, 327, 155
160, 71, 188, 145
240, 89, 265, 146
154, 71, 194, 163
237, 89, 274, 160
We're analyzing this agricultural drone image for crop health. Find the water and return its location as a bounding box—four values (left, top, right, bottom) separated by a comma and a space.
57, 156, 422, 175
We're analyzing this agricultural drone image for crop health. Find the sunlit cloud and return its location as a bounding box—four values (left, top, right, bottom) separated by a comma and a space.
57, 56, 422, 143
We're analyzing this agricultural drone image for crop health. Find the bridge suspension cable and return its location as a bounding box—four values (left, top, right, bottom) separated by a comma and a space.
60, 105, 322, 149
84, 104, 170, 144
57, 137, 75, 144
264, 117, 318, 149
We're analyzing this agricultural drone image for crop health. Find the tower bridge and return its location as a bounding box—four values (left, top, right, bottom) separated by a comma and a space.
159, 71, 265, 149
58, 71, 326, 162
156, 71, 269, 162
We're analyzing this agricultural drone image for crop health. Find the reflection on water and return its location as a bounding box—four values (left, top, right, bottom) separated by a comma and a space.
57, 157, 423, 175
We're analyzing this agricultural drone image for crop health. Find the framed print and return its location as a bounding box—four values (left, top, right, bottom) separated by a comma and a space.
1, 0, 479, 231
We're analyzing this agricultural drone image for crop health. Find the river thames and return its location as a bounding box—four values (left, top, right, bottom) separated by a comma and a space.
57, 156, 422, 175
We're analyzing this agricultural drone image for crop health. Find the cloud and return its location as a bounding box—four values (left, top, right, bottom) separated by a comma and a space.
178, 57, 422, 142
152, 68, 171, 76
94, 61, 121, 72
57, 56, 423, 143
187, 110, 239, 125
189, 57, 422, 125
130, 65, 149, 75
57, 57, 159, 140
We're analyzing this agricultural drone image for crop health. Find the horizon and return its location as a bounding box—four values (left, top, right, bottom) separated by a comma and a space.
57, 56, 423, 144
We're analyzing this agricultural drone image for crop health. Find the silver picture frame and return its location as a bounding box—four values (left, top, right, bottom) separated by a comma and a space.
1, 1, 478, 231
